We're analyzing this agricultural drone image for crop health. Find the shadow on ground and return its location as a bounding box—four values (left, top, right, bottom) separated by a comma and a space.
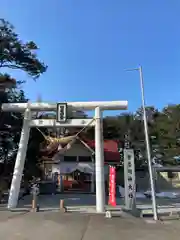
0, 210, 180, 240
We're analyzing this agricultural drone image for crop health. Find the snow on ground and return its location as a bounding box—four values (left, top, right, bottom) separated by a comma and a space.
144, 190, 180, 198
117, 185, 180, 199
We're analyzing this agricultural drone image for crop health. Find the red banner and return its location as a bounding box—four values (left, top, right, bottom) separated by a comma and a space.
108, 166, 116, 207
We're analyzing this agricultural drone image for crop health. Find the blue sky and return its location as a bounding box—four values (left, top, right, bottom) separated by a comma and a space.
0, 1, 179, 115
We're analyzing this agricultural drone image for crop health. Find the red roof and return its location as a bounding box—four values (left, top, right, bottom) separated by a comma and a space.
85, 139, 120, 162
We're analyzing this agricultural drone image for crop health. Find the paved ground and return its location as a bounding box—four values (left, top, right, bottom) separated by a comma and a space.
17, 193, 180, 212
18, 193, 98, 209
2, 194, 180, 239
0, 210, 180, 239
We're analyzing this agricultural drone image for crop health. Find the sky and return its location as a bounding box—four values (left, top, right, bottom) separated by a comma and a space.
0, 1, 180, 115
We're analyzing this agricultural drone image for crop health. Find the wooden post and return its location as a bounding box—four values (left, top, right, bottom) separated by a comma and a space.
60, 199, 64, 209
60, 199, 67, 212
32, 196, 37, 211
31, 185, 39, 212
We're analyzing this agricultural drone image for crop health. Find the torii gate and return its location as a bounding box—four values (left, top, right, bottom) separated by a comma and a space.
2, 100, 128, 213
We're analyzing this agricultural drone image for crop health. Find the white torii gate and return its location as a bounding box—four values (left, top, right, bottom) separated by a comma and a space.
2, 100, 128, 213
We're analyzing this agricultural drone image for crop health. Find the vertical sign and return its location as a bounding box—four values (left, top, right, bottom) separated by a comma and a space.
124, 149, 136, 210
57, 103, 67, 123
108, 166, 116, 207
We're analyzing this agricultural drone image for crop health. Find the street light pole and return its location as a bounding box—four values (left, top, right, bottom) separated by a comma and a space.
126, 66, 158, 221
138, 66, 158, 221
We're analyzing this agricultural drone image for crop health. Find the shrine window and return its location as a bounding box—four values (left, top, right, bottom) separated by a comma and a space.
78, 156, 92, 162
64, 156, 77, 162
